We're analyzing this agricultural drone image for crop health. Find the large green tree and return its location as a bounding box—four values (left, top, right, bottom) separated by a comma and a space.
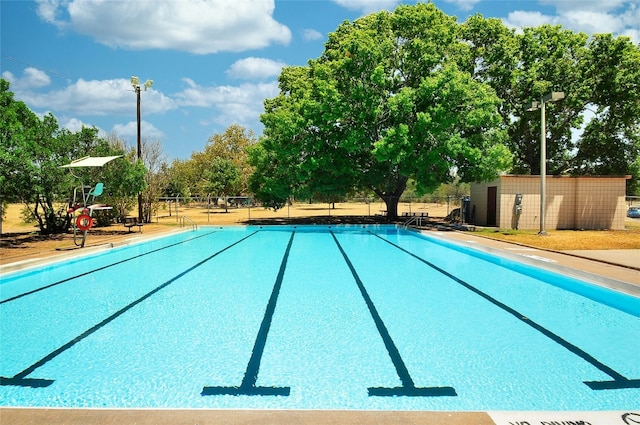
164, 158, 195, 199
461, 18, 640, 193
202, 158, 241, 201
577, 34, 640, 189
252, 4, 511, 219
95, 134, 148, 222
167, 124, 254, 199
200, 124, 255, 193
138, 137, 166, 222
1, 103, 79, 234
1, 80, 40, 203
1, 79, 147, 233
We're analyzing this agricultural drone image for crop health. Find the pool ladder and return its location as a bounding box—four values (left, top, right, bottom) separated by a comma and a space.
403, 215, 424, 228
180, 216, 198, 231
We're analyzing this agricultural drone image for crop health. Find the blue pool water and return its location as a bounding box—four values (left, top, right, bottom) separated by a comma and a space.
1, 225, 639, 410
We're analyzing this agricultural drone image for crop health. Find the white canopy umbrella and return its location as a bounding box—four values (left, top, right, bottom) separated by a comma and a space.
60, 156, 122, 168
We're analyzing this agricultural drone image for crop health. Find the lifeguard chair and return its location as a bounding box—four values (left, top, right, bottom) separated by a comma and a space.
60, 156, 121, 247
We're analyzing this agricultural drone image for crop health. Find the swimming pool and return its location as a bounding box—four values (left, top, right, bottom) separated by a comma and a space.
1, 225, 639, 410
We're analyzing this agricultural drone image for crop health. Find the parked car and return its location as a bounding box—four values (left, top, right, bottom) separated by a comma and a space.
628, 206, 640, 218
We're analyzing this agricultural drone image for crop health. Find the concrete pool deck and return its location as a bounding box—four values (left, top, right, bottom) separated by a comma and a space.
1, 227, 638, 425
0, 408, 497, 424
437, 231, 640, 289
3, 408, 637, 424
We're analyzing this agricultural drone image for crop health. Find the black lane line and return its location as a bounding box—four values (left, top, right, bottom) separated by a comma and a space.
1, 230, 219, 304
371, 231, 640, 391
0, 231, 259, 389
331, 231, 457, 397
202, 231, 295, 397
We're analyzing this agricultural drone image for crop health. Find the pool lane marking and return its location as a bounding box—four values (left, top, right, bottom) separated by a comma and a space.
1, 230, 219, 304
201, 232, 295, 397
0, 231, 259, 389
201, 231, 294, 397
370, 231, 640, 391
330, 231, 457, 397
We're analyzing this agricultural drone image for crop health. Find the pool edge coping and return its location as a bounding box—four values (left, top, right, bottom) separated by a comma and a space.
419, 229, 640, 298
0, 228, 188, 277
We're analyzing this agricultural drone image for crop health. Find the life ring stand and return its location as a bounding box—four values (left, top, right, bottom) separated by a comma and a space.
76, 214, 93, 232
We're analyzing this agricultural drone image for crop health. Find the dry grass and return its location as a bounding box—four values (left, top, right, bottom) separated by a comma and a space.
476, 224, 640, 250
0, 201, 442, 265
2, 202, 639, 266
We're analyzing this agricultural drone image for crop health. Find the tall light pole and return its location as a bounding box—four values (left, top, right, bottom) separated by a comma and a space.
131, 76, 153, 223
526, 91, 564, 235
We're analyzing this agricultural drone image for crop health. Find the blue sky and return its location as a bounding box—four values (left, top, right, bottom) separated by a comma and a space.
2, 0, 639, 160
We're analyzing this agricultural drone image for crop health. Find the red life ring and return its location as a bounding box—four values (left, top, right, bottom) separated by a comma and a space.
76, 214, 93, 232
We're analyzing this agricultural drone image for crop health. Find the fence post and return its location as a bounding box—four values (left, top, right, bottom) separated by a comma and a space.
207, 194, 211, 223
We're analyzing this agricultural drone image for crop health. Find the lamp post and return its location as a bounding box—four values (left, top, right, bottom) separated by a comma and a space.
526, 91, 564, 235
130, 76, 153, 223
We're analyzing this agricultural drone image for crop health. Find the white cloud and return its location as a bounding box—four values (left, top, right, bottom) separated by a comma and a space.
2, 71, 17, 85
207, 102, 261, 129
539, 0, 630, 13
442, 0, 481, 12
226, 57, 286, 80
176, 78, 278, 130
303, 28, 324, 41
15, 78, 175, 116
561, 10, 624, 34
177, 78, 279, 108
112, 120, 165, 140
2, 67, 51, 90
35, 0, 292, 54
331, 0, 400, 14
622, 28, 640, 42
7, 70, 274, 150
24, 67, 53, 88
62, 117, 89, 133
36, 0, 64, 24
505, 1, 640, 43
505, 11, 559, 29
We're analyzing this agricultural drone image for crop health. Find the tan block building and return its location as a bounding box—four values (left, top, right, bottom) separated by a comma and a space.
470, 175, 630, 230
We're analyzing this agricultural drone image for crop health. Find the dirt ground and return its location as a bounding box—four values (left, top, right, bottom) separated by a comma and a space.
0, 201, 442, 265
477, 225, 640, 250
1, 201, 639, 266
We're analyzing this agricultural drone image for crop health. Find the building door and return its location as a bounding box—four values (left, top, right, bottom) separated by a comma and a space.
487, 186, 497, 226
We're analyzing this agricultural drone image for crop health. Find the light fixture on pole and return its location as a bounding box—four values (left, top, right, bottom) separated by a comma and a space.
130, 76, 153, 222
525, 91, 564, 235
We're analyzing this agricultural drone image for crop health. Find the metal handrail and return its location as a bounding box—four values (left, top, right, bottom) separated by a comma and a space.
403, 216, 419, 228
180, 216, 198, 231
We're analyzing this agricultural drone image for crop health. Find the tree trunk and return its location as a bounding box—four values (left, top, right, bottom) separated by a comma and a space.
375, 176, 408, 221
381, 194, 400, 220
